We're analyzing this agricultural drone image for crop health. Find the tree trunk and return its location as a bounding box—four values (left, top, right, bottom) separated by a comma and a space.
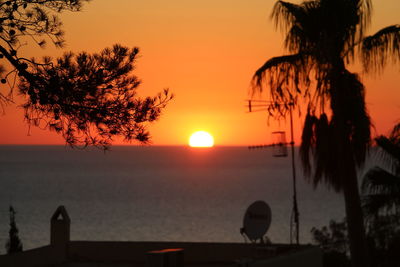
328, 63, 370, 267
343, 165, 370, 267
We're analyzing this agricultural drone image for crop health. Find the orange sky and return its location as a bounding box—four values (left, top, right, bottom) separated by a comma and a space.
0, 0, 399, 146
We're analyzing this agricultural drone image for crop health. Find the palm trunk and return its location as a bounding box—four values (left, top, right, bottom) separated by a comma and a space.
343, 165, 370, 267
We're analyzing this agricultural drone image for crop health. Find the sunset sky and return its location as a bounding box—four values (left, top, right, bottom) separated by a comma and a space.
0, 0, 399, 146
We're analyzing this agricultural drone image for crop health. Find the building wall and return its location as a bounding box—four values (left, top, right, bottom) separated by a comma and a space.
0, 241, 322, 267
249, 247, 323, 267
0, 245, 64, 266
68, 241, 296, 264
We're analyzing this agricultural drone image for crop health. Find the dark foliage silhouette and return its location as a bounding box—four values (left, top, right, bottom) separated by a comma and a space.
6, 206, 23, 254
0, 0, 90, 104
365, 215, 400, 267
0, 0, 173, 148
252, 1, 399, 266
312, 216, 400, 267
311, 219, 350, 267
311, 219, 349, 254
18, 45, 173, 149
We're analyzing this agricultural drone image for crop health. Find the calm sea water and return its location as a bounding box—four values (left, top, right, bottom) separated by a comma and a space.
0, 145, 353, 253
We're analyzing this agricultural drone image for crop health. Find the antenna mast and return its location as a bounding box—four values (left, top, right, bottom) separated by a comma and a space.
247, 100, 300, 245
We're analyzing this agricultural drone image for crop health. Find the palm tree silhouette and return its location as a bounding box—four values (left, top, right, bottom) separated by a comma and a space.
362, 123, 400, 266
251, 1, 400, 266
362, 123, 400, 219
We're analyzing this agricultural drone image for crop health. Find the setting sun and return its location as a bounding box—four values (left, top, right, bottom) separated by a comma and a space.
189, 131, 214, 147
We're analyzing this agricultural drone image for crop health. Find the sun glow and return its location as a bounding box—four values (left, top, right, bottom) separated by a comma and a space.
189, 131, 214, 147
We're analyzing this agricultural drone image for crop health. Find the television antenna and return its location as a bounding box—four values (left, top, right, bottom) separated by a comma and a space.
246, 100, 300, 245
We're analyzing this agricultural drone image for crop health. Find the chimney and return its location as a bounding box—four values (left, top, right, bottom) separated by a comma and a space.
50, 205, 71, 247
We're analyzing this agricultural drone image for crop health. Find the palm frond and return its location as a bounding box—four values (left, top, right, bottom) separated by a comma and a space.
389, 122, 400, 145
251, 53, 312, 117
314, 113, 332, 187
362, 24, 400, 73
299, 112, 346, 191
271, 1, 304, 33
285, 25, 304, 53
362, 193, 400, 218
362, 166, 400, 196
283, 1, 321, 53
361, 122, 400, 218
253, 54, 302, 88
375, 136, 400, 174
356, 0, 373, 38
300, 111, 318, 177
252, 53, 310, 93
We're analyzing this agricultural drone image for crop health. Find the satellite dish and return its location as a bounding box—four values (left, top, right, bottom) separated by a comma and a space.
242, 200, 272, 242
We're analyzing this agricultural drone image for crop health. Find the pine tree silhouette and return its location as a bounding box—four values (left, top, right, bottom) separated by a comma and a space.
6, 206, 23, 254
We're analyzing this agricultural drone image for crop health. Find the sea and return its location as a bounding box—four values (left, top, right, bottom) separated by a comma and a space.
0, 145, 372, 254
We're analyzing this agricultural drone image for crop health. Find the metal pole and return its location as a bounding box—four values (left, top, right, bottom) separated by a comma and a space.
247, 99, 300, 244
289, 103, 299, 245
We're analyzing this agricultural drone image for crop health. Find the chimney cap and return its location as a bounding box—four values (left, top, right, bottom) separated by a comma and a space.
51, 205, 71, 223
